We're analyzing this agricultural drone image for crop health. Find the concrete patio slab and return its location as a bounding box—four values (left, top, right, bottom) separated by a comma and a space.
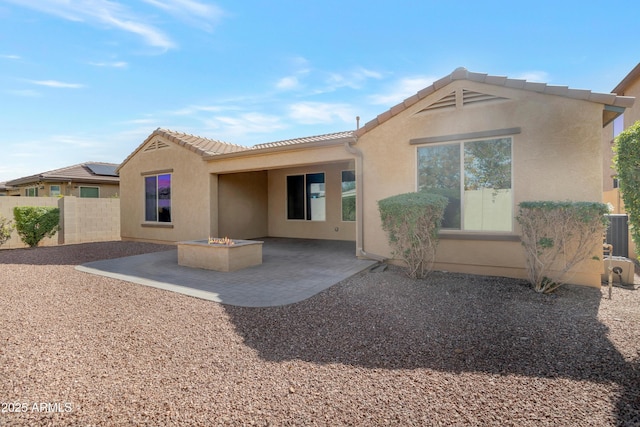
75, 238, 378, 307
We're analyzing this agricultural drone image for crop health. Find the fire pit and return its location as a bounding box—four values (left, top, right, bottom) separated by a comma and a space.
177, 238, 263, 272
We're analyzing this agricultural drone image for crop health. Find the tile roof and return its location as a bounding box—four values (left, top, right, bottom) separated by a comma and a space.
355, 67, 636, 137
117, 128, 249, 171
6, 162, 120, 186
252, 131, 355, 150
154, 128, 248, 156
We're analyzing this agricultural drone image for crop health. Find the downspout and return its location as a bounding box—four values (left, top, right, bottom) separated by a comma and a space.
344, 133, 387, 263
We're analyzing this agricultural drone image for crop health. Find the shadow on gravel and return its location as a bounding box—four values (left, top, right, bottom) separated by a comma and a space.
0, 241, 173, 265
224, 268, 640, 425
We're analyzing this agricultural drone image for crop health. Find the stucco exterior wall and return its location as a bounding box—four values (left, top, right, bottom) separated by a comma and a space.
119, 135, 212, 244
218, 171, 268, 239
357, 79, 605, 286
0, 196, 120, 249
267, 162, 356, 241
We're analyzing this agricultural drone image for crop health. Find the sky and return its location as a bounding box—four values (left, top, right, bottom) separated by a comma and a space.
0, 0, 638, 182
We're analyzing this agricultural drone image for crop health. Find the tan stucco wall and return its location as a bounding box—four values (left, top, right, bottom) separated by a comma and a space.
119, 134, 212, 244
357, 80, 605, 286
267, 162, 356, 241
0, 196, 120, 248
218, 171, 268, 239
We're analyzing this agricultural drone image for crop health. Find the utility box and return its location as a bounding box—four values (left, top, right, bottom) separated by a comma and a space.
602, 256, 635, 285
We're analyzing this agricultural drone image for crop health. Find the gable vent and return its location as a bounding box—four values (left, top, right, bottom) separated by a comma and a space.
143, 139, 170, 152
463, 89, 507, 105
417, 91, 456, 113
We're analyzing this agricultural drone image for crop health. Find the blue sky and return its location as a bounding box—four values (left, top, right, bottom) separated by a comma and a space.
0, 0, 637, 182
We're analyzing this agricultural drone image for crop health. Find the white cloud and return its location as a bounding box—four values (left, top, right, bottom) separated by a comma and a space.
28, 79, 85, 89
203, 112, 287, 138
276, 76, 300, 90
369, 75, 437, 106
8, 89, 41, 97
89, 61, 128, 68
140, 0, 224, 31
289, 102, 356, 125
1, 54, 21, 60
4, 0, 176, 49
325, 67, 383, 91
512, 71, 550, 83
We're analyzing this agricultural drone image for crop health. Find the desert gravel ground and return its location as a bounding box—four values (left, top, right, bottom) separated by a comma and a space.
0, 241, 639, 426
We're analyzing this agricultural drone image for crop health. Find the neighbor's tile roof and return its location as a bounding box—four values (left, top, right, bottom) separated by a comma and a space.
6, 162, 120, 186
356, 67, 636, 137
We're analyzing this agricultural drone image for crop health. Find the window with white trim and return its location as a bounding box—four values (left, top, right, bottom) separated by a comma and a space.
145, 174, 171, 222
25, 187, 38, 197
417, 137, 513, 231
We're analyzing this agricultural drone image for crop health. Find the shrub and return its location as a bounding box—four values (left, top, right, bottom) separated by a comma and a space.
0, 215, 13, 246
13, 206, 60, 248
614, 120, 640, 256
516, 201, 609, 293
378, 192, 448, 279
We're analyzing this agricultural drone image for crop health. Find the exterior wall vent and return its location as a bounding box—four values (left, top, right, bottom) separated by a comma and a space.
144, 139, 170, 152
463, 89, 507, 105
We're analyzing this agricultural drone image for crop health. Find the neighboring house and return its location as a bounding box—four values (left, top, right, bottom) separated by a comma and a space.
118, 67, 634, 287
0, 182, 15, 196
603, 62, 640, 213
4, 162, 120, 198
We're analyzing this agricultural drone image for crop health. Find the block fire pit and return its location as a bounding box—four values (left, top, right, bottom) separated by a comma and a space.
177, 238, 263, 272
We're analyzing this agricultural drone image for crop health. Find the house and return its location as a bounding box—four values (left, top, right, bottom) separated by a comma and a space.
603, 62, 640, 213
4, 162, 120, 198
118, 67, 634, 287
601, 62, 640, 259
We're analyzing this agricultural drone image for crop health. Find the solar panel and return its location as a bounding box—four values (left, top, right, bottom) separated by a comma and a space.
85, 163, 118, 177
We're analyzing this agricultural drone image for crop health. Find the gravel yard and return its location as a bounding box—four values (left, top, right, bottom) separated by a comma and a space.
1, 241, 639, 426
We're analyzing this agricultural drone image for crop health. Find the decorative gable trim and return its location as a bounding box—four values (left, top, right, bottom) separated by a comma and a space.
416, 88, 508, 115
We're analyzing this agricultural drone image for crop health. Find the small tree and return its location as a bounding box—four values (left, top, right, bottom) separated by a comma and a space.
13, 206, 60, 248
516, 201, 609, 293
0, 215, 14, 247
614, 120, 640, 255
378, 192, 447, 279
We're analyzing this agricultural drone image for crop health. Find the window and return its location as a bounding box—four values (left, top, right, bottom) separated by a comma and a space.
417, 137, 512, 231
79, 186, 99, 198
145, 174, 171, 222
25, 187, 38, 197
613, 114, 625, 138
287, 173, 325, 221
341, 170, 356, 221
50, 185, 61, 197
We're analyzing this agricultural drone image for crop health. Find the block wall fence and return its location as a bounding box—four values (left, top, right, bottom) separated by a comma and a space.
0, 197, 120, 249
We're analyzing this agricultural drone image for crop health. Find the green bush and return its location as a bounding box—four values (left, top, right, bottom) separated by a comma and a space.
13, 206, 60, 248
378, 192, 448, 279
0, 215, 13, 246
516, 201, 609, 293
614, 120, 640, 256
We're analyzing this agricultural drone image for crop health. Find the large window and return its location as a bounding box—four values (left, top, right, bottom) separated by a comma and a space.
417, 137, 512, 231
341, 170, 356, 221
287, 173, 325, 221
50, 185, 61, 197
25, 187, 38, 197
145, 174, 171, 222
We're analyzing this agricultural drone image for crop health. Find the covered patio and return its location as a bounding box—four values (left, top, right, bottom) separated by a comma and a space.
76, 238, 378, 307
